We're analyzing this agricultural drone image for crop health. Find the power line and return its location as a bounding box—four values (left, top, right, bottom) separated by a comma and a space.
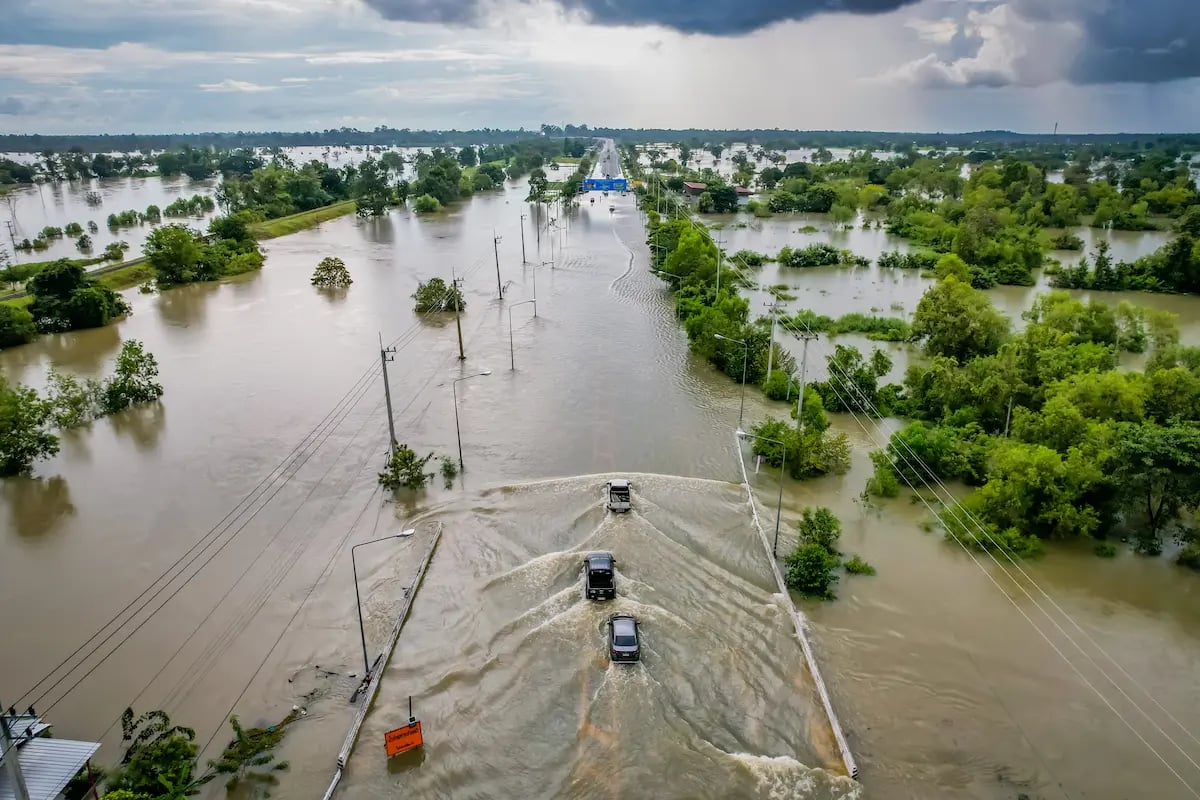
16, 258, 491, 714
648, 177, 1200, 792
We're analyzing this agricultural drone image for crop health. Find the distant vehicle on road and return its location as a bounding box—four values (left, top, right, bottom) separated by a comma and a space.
606, 479, 632, 512
607, 613, 641, 663
584, 551, 616, 600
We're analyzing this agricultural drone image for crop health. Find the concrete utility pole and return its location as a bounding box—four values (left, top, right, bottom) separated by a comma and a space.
493, 231, 503, 299
764, 300, 781, 381
519, 214, 527, 263
379, 334, 397, 453
451, 267, 465, 361
794, 332, 819, 431
0, 708, 31, 800
715, 233, 723, 295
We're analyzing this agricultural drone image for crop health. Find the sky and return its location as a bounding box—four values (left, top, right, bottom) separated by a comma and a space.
0, 0, 1198, 135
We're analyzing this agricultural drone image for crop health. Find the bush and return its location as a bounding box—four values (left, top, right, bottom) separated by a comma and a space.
844, 555, 877, 575
311, 256, 353, 288
1048, 231, 1085, 250
0, 304, 37, 348
75, 234, 93, 252
731, 249, 768, 267
866, 450, 901, 497
783, 542, 840, 599
797, 506, 842, 553
102, 340, 164, 413
64, 222, 83, 236
414, 194, 442, 213
440, 456, 459, 488
412, 277, 464, 312
1093, 542, 1118, 558
378, 443, 435, 490
1176, 543, 1200, 570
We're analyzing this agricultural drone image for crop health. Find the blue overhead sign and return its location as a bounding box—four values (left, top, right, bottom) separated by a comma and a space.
582, 178, 628, 192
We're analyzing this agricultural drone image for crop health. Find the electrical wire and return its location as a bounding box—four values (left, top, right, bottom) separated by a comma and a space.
648, 178, 1200, 793
16, 256, 490, 714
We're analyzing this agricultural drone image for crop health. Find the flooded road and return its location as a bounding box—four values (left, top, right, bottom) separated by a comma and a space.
2, 167, 1200, 798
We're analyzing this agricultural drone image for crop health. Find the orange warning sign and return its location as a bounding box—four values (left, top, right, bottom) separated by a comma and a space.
384, 721, 423, 757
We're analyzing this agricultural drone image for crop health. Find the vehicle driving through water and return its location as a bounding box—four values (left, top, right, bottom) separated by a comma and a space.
605, 479, 632, 513
583, 551, 617, 600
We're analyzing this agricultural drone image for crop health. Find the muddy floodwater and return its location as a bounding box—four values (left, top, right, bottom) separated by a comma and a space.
3, 159, 1200, 799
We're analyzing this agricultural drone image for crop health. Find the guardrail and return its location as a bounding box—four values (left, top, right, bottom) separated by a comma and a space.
733, 434, 859, 780
322, 523, 443, 799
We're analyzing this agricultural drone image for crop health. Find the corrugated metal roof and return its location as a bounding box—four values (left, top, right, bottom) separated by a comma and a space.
0, 738, 100, 800
2, 717, 50, 741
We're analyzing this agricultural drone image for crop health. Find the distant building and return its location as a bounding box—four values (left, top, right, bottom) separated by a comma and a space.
735, 186, 754, 207
681, 181, 708, 197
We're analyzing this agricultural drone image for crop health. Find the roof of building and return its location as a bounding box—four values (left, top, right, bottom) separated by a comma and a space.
735, 186, 754, 195
682, 181, 708, 190
0, 737, 101, 800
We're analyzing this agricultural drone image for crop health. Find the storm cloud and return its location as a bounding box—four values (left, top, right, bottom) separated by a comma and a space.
894, 0, 1200, 88
361, 0, 921, 35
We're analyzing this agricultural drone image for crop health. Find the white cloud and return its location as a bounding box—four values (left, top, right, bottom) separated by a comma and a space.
884, 4, 1078, 88
365, 72, 536, 104
304, 48, 506, 65
905, 17, 960, 44
199, 79, 279, 92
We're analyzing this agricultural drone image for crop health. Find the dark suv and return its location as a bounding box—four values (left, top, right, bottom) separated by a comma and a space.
607, 613, 640, 663
584, 551, 616, 601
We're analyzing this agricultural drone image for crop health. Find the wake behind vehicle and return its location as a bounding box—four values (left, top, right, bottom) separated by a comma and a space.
584, 551, 616, 601
605, 479, 632, 513
607, 613, 641, 663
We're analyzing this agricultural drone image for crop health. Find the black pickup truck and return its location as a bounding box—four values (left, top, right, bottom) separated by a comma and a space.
584, 551, 616, 601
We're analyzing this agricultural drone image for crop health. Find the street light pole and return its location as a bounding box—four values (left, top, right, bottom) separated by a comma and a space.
508, 299, 537, 371
351, 531, 415, 676
737, 430, 788, 557
452, 371, 492, 470
714, 333, 749, 431
493, 232, 504, 299
519, 214, 527, 264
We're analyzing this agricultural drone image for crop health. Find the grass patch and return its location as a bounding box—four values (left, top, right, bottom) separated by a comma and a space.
13, 256, 106, 272
0, 294, 33, 309
553, 156, 582, 165
96, 259, 154, 291
249, 200, 357, 239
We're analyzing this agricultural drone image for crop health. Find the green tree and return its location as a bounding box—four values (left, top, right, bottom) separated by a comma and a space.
0, 376, 59, 476
143, 225, 208, 285
413, 194, 441, 213
378, 442, 435, 490
1113, 424, 1200, 554
46, 368, 103, 428
311, 256, 353, 288
784, 542, 840, 598
108, 709, 206, 799
207, 711, 298, 792
911, 276, 1009, 362
457, 145, 477, 167
103, 340, 164, 413
412, 277, 463, 312
934, 253, 971, 282
526, 168, 548, 201
352, 158, 393, 217
28, 259, 127, 332
797, 506, 842, 553
0, 304, 36, 347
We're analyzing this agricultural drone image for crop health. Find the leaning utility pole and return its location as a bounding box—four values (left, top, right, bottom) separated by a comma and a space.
764, 300, 781, 381
379, 334, 397, 453
519, 214, 527, 263
451, 267, 465, 361
794, 331, 819, 431
493, 231, 504, 299
715, 233, 723, 294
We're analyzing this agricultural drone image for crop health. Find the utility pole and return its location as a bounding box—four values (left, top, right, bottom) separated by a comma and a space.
493, 231, 503, 299
1, 705, 31, 800
715, 233, 723, 295
764, 300, 781, 381
379, 335, 397, 453
794, 332, 819, 431
535, 204, 541, 248
451, 267, 465, 361
1004, 395, 1014, 438
519, 214, 527, 263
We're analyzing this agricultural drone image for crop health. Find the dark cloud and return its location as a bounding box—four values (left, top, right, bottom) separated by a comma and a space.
1019, 0, 1200, 84
361, 0, 921, 34
0, 97, 29, 115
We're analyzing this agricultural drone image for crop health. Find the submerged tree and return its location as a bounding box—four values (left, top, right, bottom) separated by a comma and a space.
412, 277, 464, 313
378, 442, 436, 490
311, 256, 353, 288
208, 710, 299, 792
103, 340, 164, 413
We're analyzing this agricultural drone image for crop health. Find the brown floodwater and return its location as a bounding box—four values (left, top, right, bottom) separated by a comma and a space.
2, 147, 1200, 799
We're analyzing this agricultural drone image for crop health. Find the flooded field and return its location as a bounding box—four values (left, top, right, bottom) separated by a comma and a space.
2, 162, 1200, 799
